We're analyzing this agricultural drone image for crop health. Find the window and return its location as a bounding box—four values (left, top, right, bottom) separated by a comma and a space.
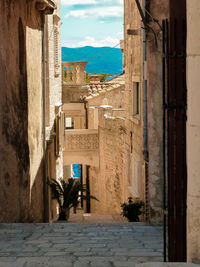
65, 117, 74, 129
132, 82, 140, 116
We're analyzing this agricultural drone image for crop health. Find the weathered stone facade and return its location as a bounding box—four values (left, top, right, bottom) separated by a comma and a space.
45, 1, 63, 222
0, 0, 43, 222
124, 0, 168, 224
62, 71, 126, 214
146, 0, 168, 224
86, 75, 127, 214
186, 0, 200, 263
0, 0, 62, 222
123, 0, 200, 261
124, 0, 145, 213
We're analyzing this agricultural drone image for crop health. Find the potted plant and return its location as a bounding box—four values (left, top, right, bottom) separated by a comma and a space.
121, 197, 144, 222
48, 178, 98, 221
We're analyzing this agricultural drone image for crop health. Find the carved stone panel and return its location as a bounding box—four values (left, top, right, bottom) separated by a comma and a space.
65, 133, 99, 152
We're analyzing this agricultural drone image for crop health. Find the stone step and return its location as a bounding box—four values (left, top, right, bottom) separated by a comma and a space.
136, 263, 200, 267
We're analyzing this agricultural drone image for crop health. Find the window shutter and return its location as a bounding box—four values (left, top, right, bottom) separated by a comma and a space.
55, 114, 60, 156
54, 27, 59, 76
55, 111, 65, 155
61, 112, 65, 150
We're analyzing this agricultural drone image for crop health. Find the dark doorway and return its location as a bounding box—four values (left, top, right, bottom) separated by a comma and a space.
163, 0, 187, 261
86, 165, 91, 213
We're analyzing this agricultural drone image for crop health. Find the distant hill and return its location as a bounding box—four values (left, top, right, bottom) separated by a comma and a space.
62, 46, 123, 75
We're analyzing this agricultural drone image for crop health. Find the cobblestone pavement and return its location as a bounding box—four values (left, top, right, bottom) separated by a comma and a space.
0, 223, 163, 267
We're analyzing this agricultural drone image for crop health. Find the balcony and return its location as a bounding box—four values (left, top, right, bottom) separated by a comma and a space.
63, 129, 99, 167
62, 62, 88, 85
62, 62, 89, 103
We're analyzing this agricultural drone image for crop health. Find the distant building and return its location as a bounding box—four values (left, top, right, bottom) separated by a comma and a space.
61, 61, 127, 214
88, 74, 102, 84
86, 74, 126, 214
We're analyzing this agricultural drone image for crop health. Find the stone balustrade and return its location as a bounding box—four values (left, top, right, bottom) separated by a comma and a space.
62, 62, 88, 85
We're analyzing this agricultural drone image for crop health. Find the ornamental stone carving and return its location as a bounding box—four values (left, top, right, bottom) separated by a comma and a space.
65, 133, 99, 152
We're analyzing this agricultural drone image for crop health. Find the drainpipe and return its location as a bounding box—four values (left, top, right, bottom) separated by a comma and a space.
142, 0, 148, 162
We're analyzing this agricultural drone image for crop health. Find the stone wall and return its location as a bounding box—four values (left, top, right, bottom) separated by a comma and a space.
124, 0, 145, 209
186, 0, 200, 263
44, 1, 63, 222
87, 80, 126, 214
89, 110, 126, 213
45, 8, 62, 128
0, 0, 44, 222
124, 0, 168, 224
146, 0, 168, 224
0, 0, 61, 222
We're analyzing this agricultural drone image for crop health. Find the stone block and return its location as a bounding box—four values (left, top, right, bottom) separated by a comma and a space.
187, 0, 200, 55
135, 263, 200, 267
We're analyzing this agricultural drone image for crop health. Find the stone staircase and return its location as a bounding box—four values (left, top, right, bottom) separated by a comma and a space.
0, 222, 163, 266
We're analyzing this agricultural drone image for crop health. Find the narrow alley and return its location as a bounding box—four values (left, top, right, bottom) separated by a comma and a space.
0, 222, 163, 267
1, 0, 200, 265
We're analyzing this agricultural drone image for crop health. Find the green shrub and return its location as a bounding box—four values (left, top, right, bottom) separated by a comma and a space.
48, 178, 98, 221
121, 197, 144, 222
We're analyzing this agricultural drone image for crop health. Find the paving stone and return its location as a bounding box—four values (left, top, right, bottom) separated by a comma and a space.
73, 251, 94, 256
0, 222, 163, 267
90, 261, 113, 267
0, 257, 17, 262
73, 261, 90, 267
44, 251, 70, 256
113, 262, 136, 267
136, 264, 200, 267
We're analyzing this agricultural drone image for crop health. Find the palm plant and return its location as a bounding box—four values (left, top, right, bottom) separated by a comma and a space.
48, 178, 98, 220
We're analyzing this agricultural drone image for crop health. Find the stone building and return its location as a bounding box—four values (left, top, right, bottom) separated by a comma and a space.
62, 61, 88, 185
61, 61, 127, 214
44, 1, 64, 222
86, 74, 126, 214
123, 0, 168, 224
124, 0, 200, 263
0, 0, 64, 222
123, 0, 146, 220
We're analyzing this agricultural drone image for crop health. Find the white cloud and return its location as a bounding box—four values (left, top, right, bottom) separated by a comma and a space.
62, 36, 120, 48
61, 0, 97, 5
117, 31, 123, 38
61, 0, 123, 5
65, 6, 123, 19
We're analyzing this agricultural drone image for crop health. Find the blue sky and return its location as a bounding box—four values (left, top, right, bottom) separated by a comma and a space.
61, 0, 124, 47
